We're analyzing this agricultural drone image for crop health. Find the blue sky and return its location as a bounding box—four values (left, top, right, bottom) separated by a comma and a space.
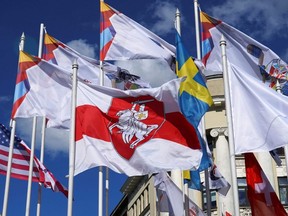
0, 0, 287, 215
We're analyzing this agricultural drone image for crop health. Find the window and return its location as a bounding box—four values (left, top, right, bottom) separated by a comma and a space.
238, 178, 250, 206
278, 177, 288, 205
202, 190, 217, 210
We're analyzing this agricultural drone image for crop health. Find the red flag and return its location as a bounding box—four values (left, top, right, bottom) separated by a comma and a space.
225, 211, 232, 216
245, 153, 287, 216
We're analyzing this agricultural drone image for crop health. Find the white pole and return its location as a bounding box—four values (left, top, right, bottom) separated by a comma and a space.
98, 166, 103, 216
194, 1, 211, 214
2, 32, 25, 216
194, 0, 201, 59
2, 120, 16, 216
105, 168, 109, 216
172, 8, 183, 190
98, 59, 104, 216
25, 116, 38, 216
37, 23, 44, 58
36, 117, 46, 216
67, 59, 78, 216
175, 8, 181, 36
220, 35, 240, 216
36, 23, 45, 216
99, 1, 105, 215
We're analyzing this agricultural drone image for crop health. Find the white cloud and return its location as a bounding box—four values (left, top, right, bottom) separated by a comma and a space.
208, 0, 288, 40
67, 39, 97, 59
16, 118, 69, 157
147, 1, 178, 35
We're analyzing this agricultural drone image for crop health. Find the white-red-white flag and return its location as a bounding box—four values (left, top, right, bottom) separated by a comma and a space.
245, 153, 287, 216
75, 79, 203, 176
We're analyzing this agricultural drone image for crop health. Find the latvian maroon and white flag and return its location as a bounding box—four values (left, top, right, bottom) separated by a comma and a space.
245, 153, 287, 216
75, 79, 203, 176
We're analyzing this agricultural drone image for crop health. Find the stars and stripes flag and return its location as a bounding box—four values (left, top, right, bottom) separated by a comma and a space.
0, 123, 68, 197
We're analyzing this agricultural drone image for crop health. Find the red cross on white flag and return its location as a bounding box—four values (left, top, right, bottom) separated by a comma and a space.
245, 153, 287, 216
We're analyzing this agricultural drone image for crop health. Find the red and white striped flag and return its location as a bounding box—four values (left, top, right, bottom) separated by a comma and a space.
0, 123, 68, 197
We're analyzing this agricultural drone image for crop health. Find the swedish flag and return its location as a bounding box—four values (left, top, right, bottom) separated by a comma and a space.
176, 32, 213, 128
176, 32, 213, 189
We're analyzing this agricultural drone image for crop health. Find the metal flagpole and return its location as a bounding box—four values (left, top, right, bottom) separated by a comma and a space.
26, 22, 45, 216
105, 168, 109, 216
194, 0, 201, 59
2, 120, 17, 216
67, 59, 78, 216
36, 117, 46, 216
99, 1, 105, 215
2, 32, 25, 216
25, 116, 38, 216
98, 66, 104, 216
36, 23, 45, 216
220, 35, 240, 216
193, 1, 211, 215
172, 8, 184, 191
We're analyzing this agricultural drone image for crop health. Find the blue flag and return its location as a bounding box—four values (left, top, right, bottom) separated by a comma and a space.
176, 32, 213, 190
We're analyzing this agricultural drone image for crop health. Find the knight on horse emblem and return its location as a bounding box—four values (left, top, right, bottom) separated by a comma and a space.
109, 100, 159, 149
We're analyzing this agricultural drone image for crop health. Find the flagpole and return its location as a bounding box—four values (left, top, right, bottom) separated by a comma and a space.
2, 32, 25, 216
105, 168, 109, 216
25, 116, 38, 216
99, 1, 105, 215
194, 0, 201, 59
219, 35, 240, 216
2, 119, 17, 216
36, 117, 46, 216
172, 8, 184, 191
36, 23, 45, 216
194, 1, 211, 215
67, 59, 78, 216
98, 66, 104, 216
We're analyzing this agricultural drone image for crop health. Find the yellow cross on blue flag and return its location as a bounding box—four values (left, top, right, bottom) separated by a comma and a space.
176, 32, 213, 189
176, 32, 213, 128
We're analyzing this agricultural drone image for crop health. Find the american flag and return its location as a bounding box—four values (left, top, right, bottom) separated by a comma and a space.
0, 123, 68, 197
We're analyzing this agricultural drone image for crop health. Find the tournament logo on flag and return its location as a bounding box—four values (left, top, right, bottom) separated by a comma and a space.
107, 95, 164, 160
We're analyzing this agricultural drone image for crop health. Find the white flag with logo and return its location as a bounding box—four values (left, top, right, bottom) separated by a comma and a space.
201, 11, 288, 154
